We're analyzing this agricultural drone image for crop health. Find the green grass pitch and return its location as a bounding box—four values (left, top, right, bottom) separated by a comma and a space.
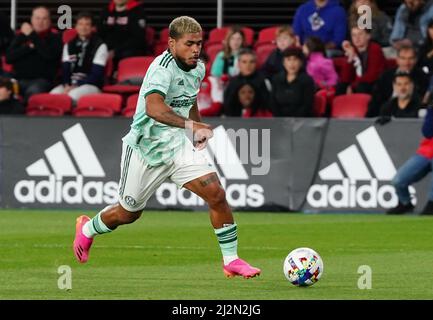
1, 210, 433, 300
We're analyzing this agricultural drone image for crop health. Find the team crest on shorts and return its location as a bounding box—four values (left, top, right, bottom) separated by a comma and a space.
124, 195, 137, 207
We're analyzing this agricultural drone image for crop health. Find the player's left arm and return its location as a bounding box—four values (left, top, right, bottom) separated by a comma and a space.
189, 100, 202, 122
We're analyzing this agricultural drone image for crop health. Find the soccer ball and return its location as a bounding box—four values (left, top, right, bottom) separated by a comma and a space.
283, 247, 323, 287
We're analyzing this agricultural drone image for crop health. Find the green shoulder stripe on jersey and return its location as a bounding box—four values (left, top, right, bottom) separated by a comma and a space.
160, 52, 173, 67
144, 89, 166, 99
163, 56, 174, 68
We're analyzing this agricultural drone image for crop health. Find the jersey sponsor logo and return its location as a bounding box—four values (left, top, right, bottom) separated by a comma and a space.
170, 94, 197, 109
307, 126, 416, 209
14, 124, 118, 205
155, 125, 266, 208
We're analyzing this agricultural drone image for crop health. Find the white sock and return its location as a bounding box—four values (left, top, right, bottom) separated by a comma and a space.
223, 255, 239, 265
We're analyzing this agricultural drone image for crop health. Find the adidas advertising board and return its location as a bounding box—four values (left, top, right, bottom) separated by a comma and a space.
304, 120, 429, 212
2, 118, 292, 210
1, 117, 428, 212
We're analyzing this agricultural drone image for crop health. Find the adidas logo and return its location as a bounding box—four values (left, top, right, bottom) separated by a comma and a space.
307, 126, 416, 209
155, 126, 265, 208
14, 124, 118, 205
177, 79, 184, 86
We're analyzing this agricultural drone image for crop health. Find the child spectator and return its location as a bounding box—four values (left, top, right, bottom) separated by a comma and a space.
261, 26, 299, 79
211, 26, 246, 79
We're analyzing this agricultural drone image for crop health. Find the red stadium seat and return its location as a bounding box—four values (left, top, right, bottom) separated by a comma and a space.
27, 93, 73, 116
145, 26, 156, 54
385, 58, 397, 70
331, 94, 371, 118
62, 29, 77, 44
154, 27, 169, 55
1, 55, 13, 73
332, 57, 347, 79
73, 93, 122, 117
205, 42, 224, 66
122, 93, 140, 117
313, 92, 327, 117
255, 26, 278, 48
255, 43, 276, 68
103, 56, 154, 94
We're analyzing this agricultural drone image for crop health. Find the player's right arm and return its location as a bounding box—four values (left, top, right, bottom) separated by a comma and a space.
146, 93, 211, 132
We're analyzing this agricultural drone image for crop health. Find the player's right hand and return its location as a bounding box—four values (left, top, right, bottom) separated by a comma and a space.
192, 122, 213, 150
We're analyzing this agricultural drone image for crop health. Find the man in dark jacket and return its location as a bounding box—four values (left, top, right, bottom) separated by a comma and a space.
0, 77, 24, 114
224, 49, 270, 116
366, 45, 429, 117
99, 0, 148, 66
5, 6, 62, 103
50, 12, 108, 102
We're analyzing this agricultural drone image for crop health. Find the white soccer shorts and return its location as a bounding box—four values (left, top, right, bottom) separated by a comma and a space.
118, 139, 216, 211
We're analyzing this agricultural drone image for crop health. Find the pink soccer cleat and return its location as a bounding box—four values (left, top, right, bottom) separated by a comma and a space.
73, 215, 93, 263
223, 258, 261, 279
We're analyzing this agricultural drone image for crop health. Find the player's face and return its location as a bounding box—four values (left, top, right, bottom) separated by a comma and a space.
170, 33, 203, 68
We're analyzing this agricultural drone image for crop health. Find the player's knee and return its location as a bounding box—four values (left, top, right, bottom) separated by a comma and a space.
207, 187, 227, 207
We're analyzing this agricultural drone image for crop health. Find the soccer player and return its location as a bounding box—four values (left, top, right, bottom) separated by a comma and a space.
73, 16, 261, 279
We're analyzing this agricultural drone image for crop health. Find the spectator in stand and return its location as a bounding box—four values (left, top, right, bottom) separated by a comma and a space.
303, 36, 338, 90
0, 77, 24, 114
261, 26, 299, 79
0, 11, 14, 74
348, 0, 393, 47
417, 19, 433, 103
224, 48, 271, 116
390, 0, 433, 49
225, 83, 272, 118
293, 0, 347, 56
99, 0, 148, 66
211, 26, 246, 80
387, 105, 433, 215
336, 26, 386, 95
367, 45, 429, 116
378, 72, 421, 120
197, 52, 223, 117
5, 6, 62, 103
50, 12, 108, 103
270, 47, 315, 117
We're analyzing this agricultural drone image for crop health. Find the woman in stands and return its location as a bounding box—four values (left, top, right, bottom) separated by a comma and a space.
348, 0, 393, 47
210, 27, 246, 80
270, 47, 315, 117
224, 83, 272, 118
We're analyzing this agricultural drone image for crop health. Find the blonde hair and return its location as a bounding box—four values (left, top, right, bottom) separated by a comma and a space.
276, 25, 295, 38
169, 16, 202, 39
